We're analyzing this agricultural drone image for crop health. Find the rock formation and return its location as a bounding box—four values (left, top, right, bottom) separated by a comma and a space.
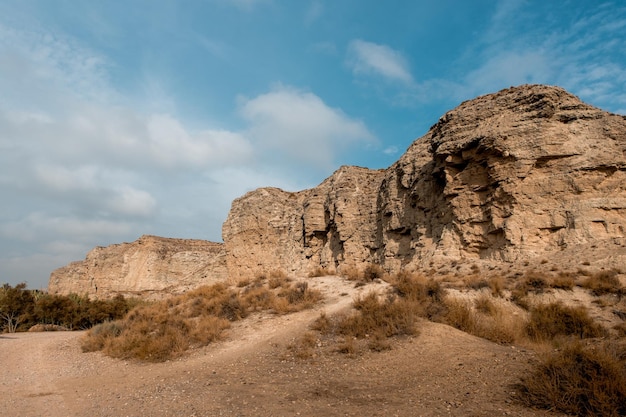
48, 235, 227, 299
223, 84, 626, 278
50, 84, 626, 296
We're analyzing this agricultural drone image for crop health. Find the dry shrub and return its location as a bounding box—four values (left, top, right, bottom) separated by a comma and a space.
288, 331, 318, 359
100, 307, 194, 362
614, 322, 626, 337
189, 316, 230, 345
236, 278, 251, 288
442, 296, 526, 345
550, 273, 576, 290
273, 282, 322, 314
474, 293, 499, 315
304, 272, 446, 356
308, 266, 334, 277
340, 264, 362, 281
511, 272, 550, 308
268, 271, 291, 289
489, 275, 506, 297
525, 302, 607, 342
464, 274, 489, 290
392, 272, 446, 320
337, 292, 419, 339
80, 320, 125, 352
337, 336, 357, 355
367, 331, 392, 352
516, 340, 626, 416
82, 280, 323, 362
241, 285, 275, 311
581, 270, 623, 296
442, 298, 474, 333
363, 264, 384, 281
311, 311, 331, 333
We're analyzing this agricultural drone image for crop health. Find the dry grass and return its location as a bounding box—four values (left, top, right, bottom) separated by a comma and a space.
308, 266, 334, 277
489, 275, 506, 297
462, 274, 490, 290
510, 272, 550, 308
550, 273, 576, 290
336, 292, 419, 339
442, 294, 527, 345
302, 272, 447, 356
82, 280, 323, 362
525, 302, 607, 343
516, 340, 626, 416
581, 270, 623, 296
288, 331, 318, 359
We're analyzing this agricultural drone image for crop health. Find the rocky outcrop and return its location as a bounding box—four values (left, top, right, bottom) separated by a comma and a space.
222, 166, 385, 278
48, 235, 227, 299
223, 85, 626, 278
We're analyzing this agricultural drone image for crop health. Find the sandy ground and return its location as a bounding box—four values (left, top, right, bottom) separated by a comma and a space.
0, 276, 564, 417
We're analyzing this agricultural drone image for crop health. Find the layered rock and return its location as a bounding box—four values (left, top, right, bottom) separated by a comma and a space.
222, 166, 385, 278
48, 235, 227, 299
223, 85, 626, 278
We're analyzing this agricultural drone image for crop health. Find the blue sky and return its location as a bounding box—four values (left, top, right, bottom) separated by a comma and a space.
1, 0, 625, 288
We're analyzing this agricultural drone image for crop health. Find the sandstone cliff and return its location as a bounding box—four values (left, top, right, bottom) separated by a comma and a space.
48, 235, 227, 299
223, 84, 626, 278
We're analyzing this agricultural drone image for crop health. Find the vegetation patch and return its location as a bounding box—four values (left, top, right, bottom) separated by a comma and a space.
0, 283, 134, 333
525, 302, 607, 342
581, 270, 624, 296
82, 280, 323, 362
516, 340, 626, 417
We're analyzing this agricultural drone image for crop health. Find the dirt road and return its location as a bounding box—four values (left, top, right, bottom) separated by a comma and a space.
0, 276, 562, 417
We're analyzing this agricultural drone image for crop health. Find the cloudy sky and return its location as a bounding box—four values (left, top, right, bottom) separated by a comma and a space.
1, 0, 625, 288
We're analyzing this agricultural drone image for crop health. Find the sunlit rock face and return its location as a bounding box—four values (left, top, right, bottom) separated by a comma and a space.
223, 85, 626, 278
48, 235, 227, 299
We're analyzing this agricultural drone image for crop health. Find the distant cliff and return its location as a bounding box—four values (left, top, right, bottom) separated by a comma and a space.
48, 235, 227, 299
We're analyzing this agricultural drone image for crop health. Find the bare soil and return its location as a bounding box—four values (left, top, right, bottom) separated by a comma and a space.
0, 276, 564, 417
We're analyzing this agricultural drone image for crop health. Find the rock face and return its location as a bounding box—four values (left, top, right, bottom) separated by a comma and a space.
222, 166, 385, 278
48, 235, 227, 299
223, 85, 626, 278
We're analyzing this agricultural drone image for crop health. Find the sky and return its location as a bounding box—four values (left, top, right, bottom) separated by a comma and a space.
1, 0, 625, 289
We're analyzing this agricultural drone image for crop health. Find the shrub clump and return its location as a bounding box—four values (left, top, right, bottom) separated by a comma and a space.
516, 341, 626, 416
81, 280, 323, 362
442, 295, 526, 345
525, 302, 607, 342
581, 270, 623, 296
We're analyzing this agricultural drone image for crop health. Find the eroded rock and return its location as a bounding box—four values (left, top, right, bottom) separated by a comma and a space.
223, 84, 626, 278
48, 235, 227, 299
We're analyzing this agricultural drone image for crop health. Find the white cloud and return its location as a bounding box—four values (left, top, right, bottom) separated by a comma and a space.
383, 146, 399, 156
348, 40, 414, 84
106, 186, 157, 217
146, 114, 253, 169
305, 1, 324, 25
239, 86, 376, 168
0, 20, 377, 288
464, 50, 555, 93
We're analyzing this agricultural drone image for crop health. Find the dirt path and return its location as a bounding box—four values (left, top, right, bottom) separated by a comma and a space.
0, 276, 563, 417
